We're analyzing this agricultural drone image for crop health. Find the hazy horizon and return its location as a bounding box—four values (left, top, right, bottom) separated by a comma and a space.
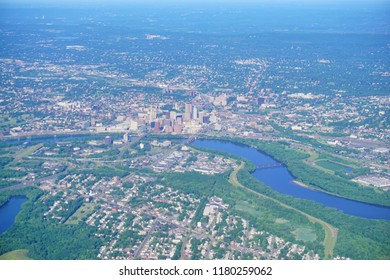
1, 0, 389, 6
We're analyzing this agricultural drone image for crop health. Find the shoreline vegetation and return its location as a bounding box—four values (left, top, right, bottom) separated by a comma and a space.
292, 179, 390, 209
230, 161, 338, 258
292, 180, 315, 190
203, 136, 390, 208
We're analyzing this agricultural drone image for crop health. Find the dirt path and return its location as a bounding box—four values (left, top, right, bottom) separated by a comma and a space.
229, 161, 338, 258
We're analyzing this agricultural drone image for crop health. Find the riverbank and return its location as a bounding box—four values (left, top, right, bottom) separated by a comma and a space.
202, 136, 390, 208
193, 139, 390, 219
292, 180, 316, 190
229, 161, 338, 258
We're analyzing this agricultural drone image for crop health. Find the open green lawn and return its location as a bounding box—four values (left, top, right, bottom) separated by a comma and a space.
14, 144, 43, 160
235, 200, 261, 217
316, 160, 355, 173
0, 116, 18, 128
275, 218, 288, 224
293, 227, 317, 242
65, 203, 97, 225
0, 249, 31, 260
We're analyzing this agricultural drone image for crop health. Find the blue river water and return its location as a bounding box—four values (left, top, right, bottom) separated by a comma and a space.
192, 139, 390, 220
0, 196, 27, 234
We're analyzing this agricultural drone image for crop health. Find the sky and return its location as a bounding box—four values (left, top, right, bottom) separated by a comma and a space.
0, 0, 389, 4
1, 0, 389, 11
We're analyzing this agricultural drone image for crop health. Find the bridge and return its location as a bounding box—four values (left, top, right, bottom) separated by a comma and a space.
256, 163, 284, 169
185, 135, 199, 144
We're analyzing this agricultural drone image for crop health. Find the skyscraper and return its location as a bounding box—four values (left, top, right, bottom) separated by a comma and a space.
170, 111, 177, 120
192, 106, 198, 120
123, 133, 129, 143
149, 107, 157, 121
185, 103, 193, 114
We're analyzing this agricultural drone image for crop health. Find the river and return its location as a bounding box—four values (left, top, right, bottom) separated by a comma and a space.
192, 139, 390, 220
0, 196, 27, 234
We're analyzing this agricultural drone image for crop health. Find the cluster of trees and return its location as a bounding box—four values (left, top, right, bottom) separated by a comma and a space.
191, 197, 207, 226
130, 141, 151, 155
0, 187, 102, 259
159, 172, 218, 198
60, 198, 84, 224
171, 241, 182, 260
190, 238, 202, 260
12, 159, 44, 169
0, 180, 19, 189
70, 166, 128, 178
0, 169, 27, 179
116, 230, 143, 249
0, 156, 13, 167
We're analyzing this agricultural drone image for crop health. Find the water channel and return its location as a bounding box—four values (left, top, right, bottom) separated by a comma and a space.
192, 139, 390, 220
0, 196, 27, 234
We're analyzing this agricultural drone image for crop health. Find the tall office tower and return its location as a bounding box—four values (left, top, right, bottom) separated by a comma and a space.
198, 111, 205, 123
210, 113, 217, 123
176, 116, 183, 124
185, 103, 193, 114
123, 133, 129, 143
183, 112, 191, 121
149, 107, 157, 121
192, 106, 198, 120
170, 111, 177, 120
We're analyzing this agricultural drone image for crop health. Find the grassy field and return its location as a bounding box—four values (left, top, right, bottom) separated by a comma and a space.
0, 249, 31, 260
275, 218, 288, 224
65, 203, 97, 225
14, 144, 43, 160
316, 160, 355, 173
0, 116, 18, 129
293, 227, 317, 242
301, 150, 334, 174
235, 200, 262, 217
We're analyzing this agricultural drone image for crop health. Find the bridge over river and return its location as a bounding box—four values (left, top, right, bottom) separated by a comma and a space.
256, 163, 284, 169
